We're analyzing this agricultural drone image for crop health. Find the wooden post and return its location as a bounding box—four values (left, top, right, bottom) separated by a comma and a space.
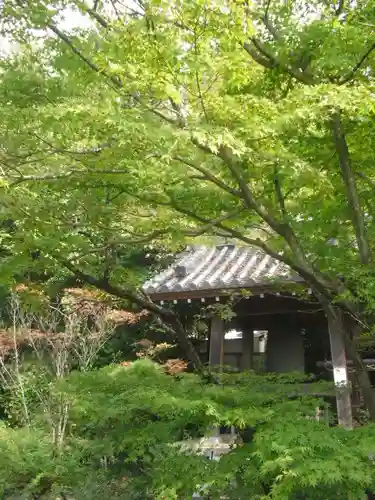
208, 317, 225, 439
209, 316, 225, 370
326, 308, 353, 429
241, 327, 254, 371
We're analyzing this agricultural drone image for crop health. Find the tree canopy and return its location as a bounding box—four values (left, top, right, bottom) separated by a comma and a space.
0, 1, 375, 497
0, 0, 374, 300
1, 0, 375, 390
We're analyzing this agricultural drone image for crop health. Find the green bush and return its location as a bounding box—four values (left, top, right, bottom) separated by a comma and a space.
1, 360, 374, 499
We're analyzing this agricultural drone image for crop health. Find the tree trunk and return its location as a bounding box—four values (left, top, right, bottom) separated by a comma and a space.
161, 315, 204, 372
341, 314, 375, 421
325, 305, 353, 429
320, 295, 375, 422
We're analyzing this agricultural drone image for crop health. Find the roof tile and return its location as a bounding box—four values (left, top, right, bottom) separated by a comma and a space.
142, 245, 302, 297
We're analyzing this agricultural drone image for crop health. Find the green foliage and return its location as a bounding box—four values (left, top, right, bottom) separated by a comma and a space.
1, 1, 375, 497
0, 0, 375, 363
0, 0, 373, 307
0, 360, 373, 498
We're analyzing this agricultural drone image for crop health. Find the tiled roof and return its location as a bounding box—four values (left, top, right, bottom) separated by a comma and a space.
142, 245, 303, 297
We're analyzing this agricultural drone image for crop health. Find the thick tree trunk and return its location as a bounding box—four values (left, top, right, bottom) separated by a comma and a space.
341, 314, 375, 421
320, 296, 375, 422
325, 306, 353, 428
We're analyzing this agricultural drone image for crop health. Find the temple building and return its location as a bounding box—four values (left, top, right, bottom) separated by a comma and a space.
143, 243, 331, 375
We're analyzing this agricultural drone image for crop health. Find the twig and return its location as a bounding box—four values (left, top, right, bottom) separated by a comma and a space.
48, 24, 121, 89
193, 27, 208, 121
84, 5, 109, 28
9, 168, 129, 186
262, 0, 280, 41
274, 166, 287, 220
357, 171, 375, 192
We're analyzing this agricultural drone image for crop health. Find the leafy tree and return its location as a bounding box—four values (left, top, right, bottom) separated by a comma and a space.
1, 0, 375, 410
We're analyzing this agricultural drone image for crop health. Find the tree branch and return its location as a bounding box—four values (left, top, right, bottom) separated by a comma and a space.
245, 38, 315, 85
193, 26, 209, 122
32, 134, 114, 156
243, 41, 275, 69
339, 42, 375, 84
55, 256, 204, 370
172, 155, 241, 198
357, 171, 375, 193
191, 136, 286, 232
190, 135, 308, 263
9, 169, 129, 186
183, 208, 246, 236
48, 24, 122, 89
262, 0, 281, 41
273, 166, 287, 220
83, 4, 109, 28
48, 21, 182, 127
331, 111, 370, 264
169, 202, 341, 299
335, 0, 344, 16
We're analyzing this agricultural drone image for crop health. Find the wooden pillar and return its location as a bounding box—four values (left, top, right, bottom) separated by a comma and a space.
209, 316, 225, 369
241, 327, 254, 371
326, 308, 353, 429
